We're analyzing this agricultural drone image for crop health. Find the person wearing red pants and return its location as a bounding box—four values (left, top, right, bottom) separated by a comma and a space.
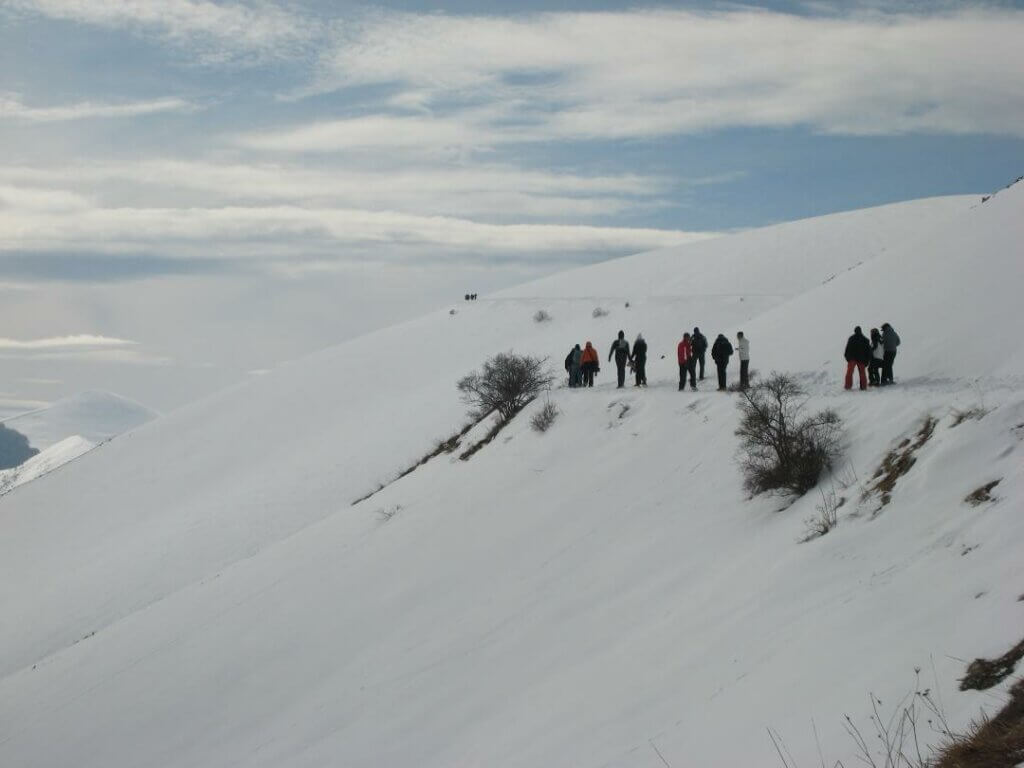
844, 326, 872, 390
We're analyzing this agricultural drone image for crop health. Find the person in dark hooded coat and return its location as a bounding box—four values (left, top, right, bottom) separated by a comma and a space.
631, 334, 648, 387
844, 326, 872, 391
711, 333, 733, 390
692, 327, 708, 380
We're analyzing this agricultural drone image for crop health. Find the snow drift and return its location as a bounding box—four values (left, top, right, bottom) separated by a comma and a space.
1, 187, 1022, 767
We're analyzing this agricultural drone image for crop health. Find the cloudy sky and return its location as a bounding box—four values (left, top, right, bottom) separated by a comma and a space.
1, 0, 1023, 415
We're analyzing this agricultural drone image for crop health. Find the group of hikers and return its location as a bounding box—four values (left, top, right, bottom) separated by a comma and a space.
843, 322, 901, 390
564, 322, 901, 392
564, 328, 751, 392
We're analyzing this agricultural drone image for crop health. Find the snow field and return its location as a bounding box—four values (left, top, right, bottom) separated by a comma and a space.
1, 187, 1022, 766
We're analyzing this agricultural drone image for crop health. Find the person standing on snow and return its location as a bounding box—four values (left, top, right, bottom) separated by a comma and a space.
692, 327, 708, 381
580, 341, 599, 387
568, 344, 583, 388
631, 334, 648, 387
711, 333, 733, 390
678, 332, 697, 391
880, 322, 901, 385
844, 326, 872, 391
868, 328, 884, 386
608, 330, 631, 389
736, 332, 750, 390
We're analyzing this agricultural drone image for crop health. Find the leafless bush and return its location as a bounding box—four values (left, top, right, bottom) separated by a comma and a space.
592, 306, 609, 318
457, 352, 554, 423
531, 400, 559, 433
736, 372, 843, 497
533, 309, 552, 323
803, 483, 845, 541
771, 669, 956, 768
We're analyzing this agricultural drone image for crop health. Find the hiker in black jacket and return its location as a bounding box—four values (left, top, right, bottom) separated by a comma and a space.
608, 330, 631, 388
631, 333, 648, 387
692, 327, 708, 380
711, 334, 733, 390
844, 326, 872, 391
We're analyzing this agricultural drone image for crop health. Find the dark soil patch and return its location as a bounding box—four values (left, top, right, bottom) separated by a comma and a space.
961, 637, 1024, 691
934, 678, 1024, 768
965, 479, 1002, 506
864, 415, 937, 507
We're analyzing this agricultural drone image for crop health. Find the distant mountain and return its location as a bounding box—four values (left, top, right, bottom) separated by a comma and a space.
2, 390, 157, 451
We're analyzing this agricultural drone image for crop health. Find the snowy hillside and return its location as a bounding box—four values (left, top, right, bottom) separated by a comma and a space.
2, 390, 156, 450
0, 436, 94, 497
1, 189, 1022, 767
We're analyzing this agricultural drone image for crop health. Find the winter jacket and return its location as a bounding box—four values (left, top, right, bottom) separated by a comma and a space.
711, 335, 733, 363
845, 331, 872, 365
581, 343, 599, 367
609, 337, 631, 363
871, 333, 885, 360
632, 337, 648, 362
692, 332, 708, 356
737, 337, 750, 361
564, 351, 573, 371
882, 325, 901, 352
571, 346, 582, 367
677, 338, 694, 365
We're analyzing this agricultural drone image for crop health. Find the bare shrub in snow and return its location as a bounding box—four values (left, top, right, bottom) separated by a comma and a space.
530, 400, 559, 433
533, 309, 552, 323
771, 670, 958, 768
802, 483, 845, 541
457, 352, 554, 423
735, 373, 843, 497
592, 306, 609, 318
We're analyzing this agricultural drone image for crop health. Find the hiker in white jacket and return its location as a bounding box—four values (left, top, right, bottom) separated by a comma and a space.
737, 332, 750, 390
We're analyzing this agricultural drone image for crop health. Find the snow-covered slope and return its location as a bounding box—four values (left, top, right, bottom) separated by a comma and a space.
1, 189, 1022, 767
2, 390, 156, 450
0, 435, 94, 497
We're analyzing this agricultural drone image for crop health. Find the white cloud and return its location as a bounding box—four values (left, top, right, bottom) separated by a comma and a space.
0, 202, 715, 256
0, 334, 137, 350
0, 93, 197, 122
8, 0, 318, 62
264, 5, 1024, 149
0, 160, 696, 220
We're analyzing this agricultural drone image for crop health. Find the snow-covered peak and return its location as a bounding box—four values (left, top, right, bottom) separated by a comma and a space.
2, 390, 156, 451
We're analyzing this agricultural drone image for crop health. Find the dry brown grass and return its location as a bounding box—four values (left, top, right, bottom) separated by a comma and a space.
961, 638, 1024, 692
933, 679, 1024, 768
964, 480, 1001, 507
864, 416, 938, 507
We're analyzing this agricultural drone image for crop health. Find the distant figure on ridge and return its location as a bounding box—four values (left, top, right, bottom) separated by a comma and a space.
678, 332, 697, 391
581, 341, 599, 387
608, 330, 631, 389
869, 328, 884, 386
737, 332, 750, 390
631, 334, 648, 387
844, 325, 872, 391
880, 322, 901, 385
711, 333, 734, 390
692, 327, 708, 381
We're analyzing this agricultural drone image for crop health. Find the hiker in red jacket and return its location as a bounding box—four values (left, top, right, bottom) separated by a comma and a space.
678, 332, 697, 391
